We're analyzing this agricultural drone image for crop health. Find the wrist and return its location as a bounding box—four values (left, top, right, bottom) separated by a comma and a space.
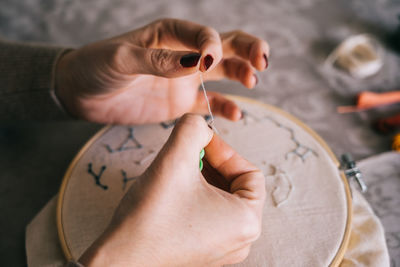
54, 49, 79, 118
79, 229, 124, 267
78, 225, 163, 267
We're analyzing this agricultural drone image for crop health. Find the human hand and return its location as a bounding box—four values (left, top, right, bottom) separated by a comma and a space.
55, 18, 270, 124
79, 114, 266, 266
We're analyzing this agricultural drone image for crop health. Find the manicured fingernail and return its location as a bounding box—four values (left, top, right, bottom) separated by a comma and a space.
180, 53, 201, 67
204, 54, 214, 70
264, 54, 269, 69
254, 74, 259, 85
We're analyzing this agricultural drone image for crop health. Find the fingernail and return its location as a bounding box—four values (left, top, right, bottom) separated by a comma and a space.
180, 53, 201, 67
254, 74, 259, 85
264, 54, 269, 69
204, 54, 214, 70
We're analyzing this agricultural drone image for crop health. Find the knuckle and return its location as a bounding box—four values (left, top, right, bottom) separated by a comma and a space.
225, 247, 251, 265
150, 49, 172, 74
238, 210, 261, 242
251, 39, 269, 56
109, 44, 131, 73
229, 29, 244, 38
203, 26, 217, 35
236, 247, 251, 263
234, 29, 245, 36
252, 39, 263, 50
198, 26, 220, 46
151, 18, 169, 28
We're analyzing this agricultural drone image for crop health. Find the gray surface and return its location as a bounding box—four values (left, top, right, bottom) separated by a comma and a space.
0, 0, 399, 266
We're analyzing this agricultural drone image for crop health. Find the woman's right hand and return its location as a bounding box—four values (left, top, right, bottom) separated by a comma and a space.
79, 114, 266, 267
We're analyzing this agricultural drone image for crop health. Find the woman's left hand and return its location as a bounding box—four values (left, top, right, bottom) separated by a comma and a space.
55, 18, 270, 124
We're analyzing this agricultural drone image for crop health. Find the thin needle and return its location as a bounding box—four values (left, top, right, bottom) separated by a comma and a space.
199, 73, 218, 134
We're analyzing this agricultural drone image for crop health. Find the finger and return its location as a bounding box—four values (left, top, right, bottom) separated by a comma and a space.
201, 159, 231, 192
204, 58, 258, 89
230, 170, 266, 204
220, 30, 270, 71
136, 19, 223, 72
191, 91, 242, 121
116, 45, 202, 78
204, 134, 265, 202
151, 114, 213, 172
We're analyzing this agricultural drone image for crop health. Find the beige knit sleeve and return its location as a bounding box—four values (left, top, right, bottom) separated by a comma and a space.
0, 39, 71, 120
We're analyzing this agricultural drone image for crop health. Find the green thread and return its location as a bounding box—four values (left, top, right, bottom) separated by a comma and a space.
199, 148, 205, 171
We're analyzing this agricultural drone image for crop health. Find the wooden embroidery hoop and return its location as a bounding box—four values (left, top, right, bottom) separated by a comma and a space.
56, 95, 352, 266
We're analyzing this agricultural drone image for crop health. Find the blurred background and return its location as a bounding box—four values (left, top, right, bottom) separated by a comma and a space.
0, 0, 399, 266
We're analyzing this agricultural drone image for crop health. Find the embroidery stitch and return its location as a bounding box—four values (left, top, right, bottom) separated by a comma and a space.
160, 119, 178, 129
241, 110, 318, 162
264, 165, 293, 207
121, 169, 138, 190
106, 127, 143, 153
88, 163, 108, 190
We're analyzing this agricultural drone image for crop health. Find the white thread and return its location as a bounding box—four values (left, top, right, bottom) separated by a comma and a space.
199, 73, 219, 134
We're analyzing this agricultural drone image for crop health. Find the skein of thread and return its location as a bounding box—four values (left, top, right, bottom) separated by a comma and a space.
374, 113, 400, 133
392, 133, 400, 152
326, 34, 383, 79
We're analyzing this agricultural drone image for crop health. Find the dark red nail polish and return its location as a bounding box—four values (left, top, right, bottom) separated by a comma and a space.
180, 53, 201, 67
264, 54, 269, 69
254, 74, 259, 85
204, 54, 213, 70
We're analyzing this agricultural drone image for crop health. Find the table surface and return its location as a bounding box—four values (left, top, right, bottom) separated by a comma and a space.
0, 0, 399, 266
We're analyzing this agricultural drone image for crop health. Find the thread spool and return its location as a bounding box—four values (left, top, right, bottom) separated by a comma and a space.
326, 34, 384, 79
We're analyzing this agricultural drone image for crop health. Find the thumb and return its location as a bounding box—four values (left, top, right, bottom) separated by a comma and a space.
119, 46, 201, 78
148, 114, 214, 178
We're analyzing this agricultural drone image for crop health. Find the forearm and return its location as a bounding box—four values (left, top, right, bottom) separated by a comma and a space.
0, 39, 71, 120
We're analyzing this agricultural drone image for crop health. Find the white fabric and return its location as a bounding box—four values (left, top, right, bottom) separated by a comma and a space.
25, 196, 65, 267
340, 190, 390, 266
25, 186, 390, 267
57, 100, 348, 266
25, 99, 389, 266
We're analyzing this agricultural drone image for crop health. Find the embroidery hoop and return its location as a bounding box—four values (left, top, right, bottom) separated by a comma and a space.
56, 95, 352, 266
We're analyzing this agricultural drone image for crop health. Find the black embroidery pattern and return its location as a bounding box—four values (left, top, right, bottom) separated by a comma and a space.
160, 119, 178, 129
88, 163, 108, 190
121, 169, 138, 190
106, 127, 143, 153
